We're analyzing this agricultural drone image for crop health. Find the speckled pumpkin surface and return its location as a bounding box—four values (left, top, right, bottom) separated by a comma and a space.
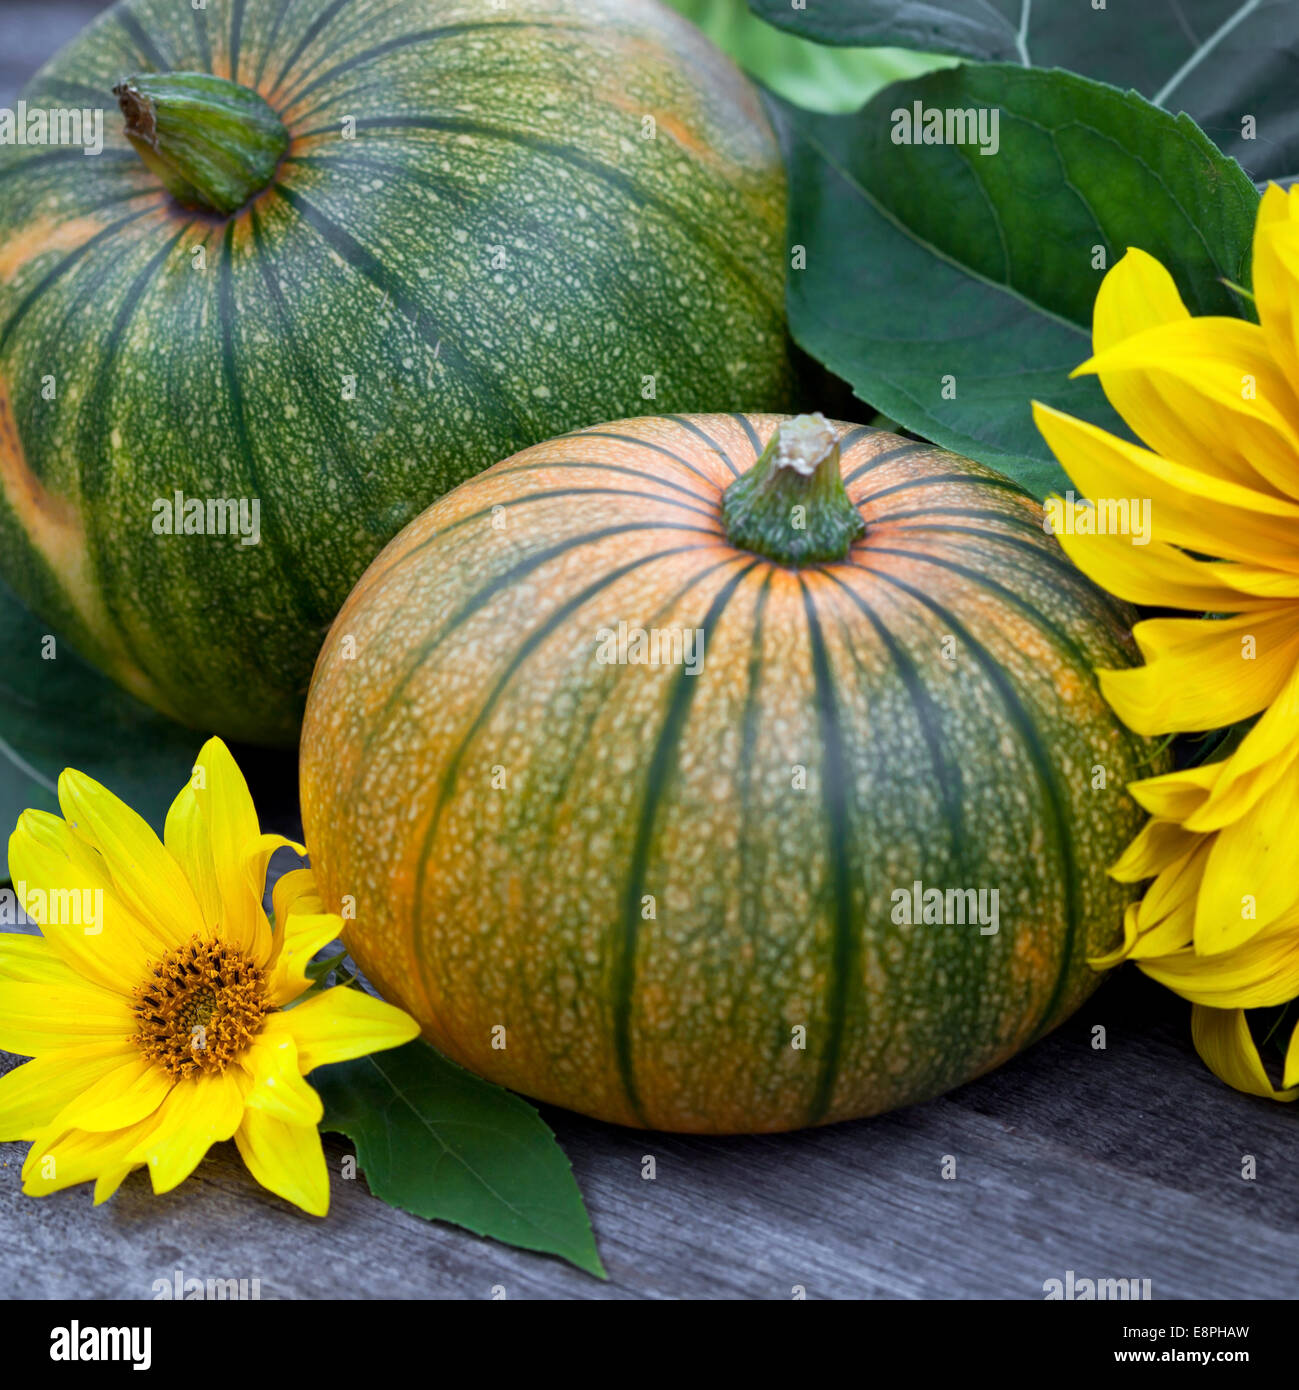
300, 414, 1161, 1133
0, 0, 791, 744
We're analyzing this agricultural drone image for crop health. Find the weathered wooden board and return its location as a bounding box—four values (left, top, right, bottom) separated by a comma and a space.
4, 967, 1297, 1300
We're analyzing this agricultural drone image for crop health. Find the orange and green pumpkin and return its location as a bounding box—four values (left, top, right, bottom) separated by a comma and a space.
300, 413, 1161, 1133
0, 0, 791, 744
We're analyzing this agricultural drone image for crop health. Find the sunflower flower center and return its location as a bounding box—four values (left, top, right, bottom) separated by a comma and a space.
132, 936, 269, 1078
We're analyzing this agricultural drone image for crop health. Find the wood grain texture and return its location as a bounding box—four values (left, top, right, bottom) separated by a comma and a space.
3, 962, 1298, 1300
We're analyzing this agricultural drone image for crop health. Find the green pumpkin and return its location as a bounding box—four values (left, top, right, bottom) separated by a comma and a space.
0, 0, 792, 743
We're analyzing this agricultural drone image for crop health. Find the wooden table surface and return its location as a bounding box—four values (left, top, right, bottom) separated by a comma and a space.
5, 956, 1297, 1300
3, 0, 1297, 1302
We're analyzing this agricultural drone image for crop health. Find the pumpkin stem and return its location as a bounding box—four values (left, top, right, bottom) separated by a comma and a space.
722, 413, 865, 565
114, 72, 289, 217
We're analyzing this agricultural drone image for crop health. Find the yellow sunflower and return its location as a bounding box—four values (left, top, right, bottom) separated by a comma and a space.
0, 738, 418, 1212
1032, 182, 1299, 1099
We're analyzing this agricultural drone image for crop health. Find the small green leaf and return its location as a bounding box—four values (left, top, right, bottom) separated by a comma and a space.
315, 1040, 605, 1279
0, 578, 200, 880
666, 0, 954, 113
775, 64, 1260, 495
750, 0, 1299, 181
751, 0, 1027, 63
301, 947, 354, 991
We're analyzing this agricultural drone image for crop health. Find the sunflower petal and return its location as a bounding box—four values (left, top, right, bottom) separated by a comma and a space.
1089, 900, 1141, 971
125, 1067, 247, 1194
0, 1042, 136, 1141
0, 929, 84, 987
1032, 402, 1299, 568
163, 779, 222, 928
1191, 1004, 1298, 1100
1092, 246, 1190, 350
1194, 768, 1299, 952
1140, 919, 1299, 1008
271, 867, 323, 930
1109, 816, 1197, 882
8, 810, 153, 993
0, 978, 134, 1057
233, 1109, 330, 1216
1052, 517, 1290, 613
190, 739, 268, 958
57, 769, 207, 950
1088, 247, 1295, 493
1181, 675, 1299, 832
93, 1165, 135, 1205
1113, 837, 1209, 963
1099, 609, 1299, 735
266, 911, 341, 1006
240, 1031, 323, 1126
1284, 1017, 1299, 1090
50, 1053, 173, 1134
1078, 315, 1299, 499
1127, 761, 1221, 823
1251, 183, 1299, 389
271, 986, 420, 1072
21, 1125, 140, 1197
240, 834, 306, 963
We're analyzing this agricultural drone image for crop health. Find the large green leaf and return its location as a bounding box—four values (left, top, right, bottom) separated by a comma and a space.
666, 0, 953, 113
0, 578, 199, 880
315, 1039, 605, 1278
776, 64, 1259, 496
750, 0, 1299, 181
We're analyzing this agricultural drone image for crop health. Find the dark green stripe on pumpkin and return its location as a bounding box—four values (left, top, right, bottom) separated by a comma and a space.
0, 204, 160, 351
822, 571, 964, 862
282, 22, 559, 111
116, 9, 170, 72
861, 472, 1025, 504
890, 521, 1139, 622
870, 537, 1152, 777
294, 117, 784, 317
407, 548, 741, 1047
864, 564, 1080, 1040
191, 3, 212, 74
247, 203, 365, 497
865, 544, 1101, 678
801, 580, 858, 1125
218, 223, 325, 626
818, 573, 976, 1100
360, 490, 723, 598
731, 412, 764, 460
837, 423, 882, 455
269, 0, 350, 93
75, 225, 190, 689
229, 0, 248, 84
667, 413, 741, 477
844, 439, 931, 485
615, 558, 759, 1124
886, 522, 1111, 590
252, 0, 298, 89
874, 507, 1042, 531
736, 569, 775, 923
564, 430, 719, 491
358, 519, 723, 758
0, 149, 135, 182
271, 183, 522, 438
494, 460, 720, 513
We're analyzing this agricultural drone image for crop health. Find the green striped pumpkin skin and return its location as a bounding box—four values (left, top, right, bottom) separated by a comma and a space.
300, 414, 1164, 1134
0, 0, 792, 744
